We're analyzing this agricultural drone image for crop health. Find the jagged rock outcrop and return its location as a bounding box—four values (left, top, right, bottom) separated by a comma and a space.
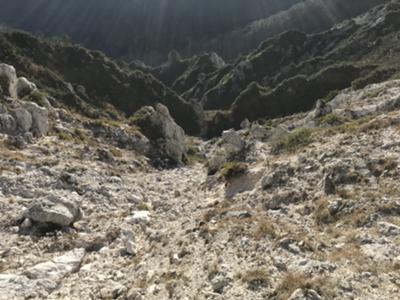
0, 64, 48, 139
130, 103, 188, 167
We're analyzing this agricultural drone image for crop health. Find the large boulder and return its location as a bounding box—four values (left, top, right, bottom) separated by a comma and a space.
13, 107, 33, 132
131, 103, 187, 166
221, 129, 245, 158
0, 63, 17, 97
23, 195, 83, 227
20, 101, 49, 137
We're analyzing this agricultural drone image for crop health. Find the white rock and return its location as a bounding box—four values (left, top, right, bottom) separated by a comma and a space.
125, 211, 151, 225
25, 248, 85, 281
0, 249, 85, 299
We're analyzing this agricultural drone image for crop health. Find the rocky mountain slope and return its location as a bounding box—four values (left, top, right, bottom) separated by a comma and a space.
1, 64, 400, 299
0, 1, 400, 300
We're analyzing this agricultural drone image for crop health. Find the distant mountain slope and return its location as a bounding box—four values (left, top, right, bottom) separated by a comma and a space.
0, 30, 203, 134
201, 0, 390, 60
192, 0, 400, 136
0, 0, 301, 64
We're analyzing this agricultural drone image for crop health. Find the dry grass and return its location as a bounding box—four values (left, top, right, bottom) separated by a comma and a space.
238, 269, 269, 291
272, 272, 337, 299
253, 219, 278, 240
312, 197, 337, 226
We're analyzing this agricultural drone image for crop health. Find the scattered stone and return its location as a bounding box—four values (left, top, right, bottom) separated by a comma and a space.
378, 222, 400, 236
261, 166, 293, 190
121, 228, 136, 255
223, 211, 252, 219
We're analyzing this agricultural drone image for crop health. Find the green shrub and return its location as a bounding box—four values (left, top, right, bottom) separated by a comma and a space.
56, 131, 73, 141
271, 128, 313, 154
318, 113, 347, 126
22, 90, 48, 107
323, 90, 339, 102
220, 162, 248, 180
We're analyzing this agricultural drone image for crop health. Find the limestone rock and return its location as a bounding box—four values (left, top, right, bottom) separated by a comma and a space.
23, 195, 83, 227
126, 211, 151, 225
21, 101, 49, 137
0, 249, 85, 299
0, 63, 17, 97
221, 129, 245, 157
13, 107, 33, 132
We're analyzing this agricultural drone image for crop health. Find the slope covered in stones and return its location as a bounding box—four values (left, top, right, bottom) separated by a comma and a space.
1, 69, 399, 299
